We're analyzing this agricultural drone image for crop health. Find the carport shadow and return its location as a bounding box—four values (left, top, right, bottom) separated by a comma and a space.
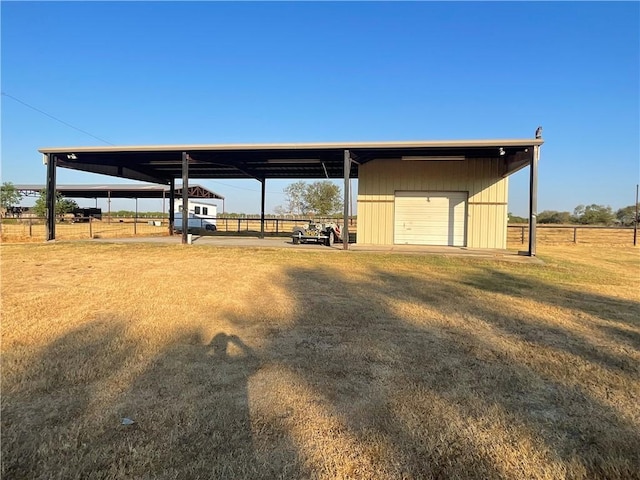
2, 318, 301, 479
110, 329, 293, 479
253, 266, 640, 478
462, 268, 640, 328
1, 316, 136, 479
374, 267, 639, 376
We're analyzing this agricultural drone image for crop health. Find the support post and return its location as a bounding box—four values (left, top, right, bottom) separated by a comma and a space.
107, 190, 112, 223
169, 179, 175, 235
343, 150, 351, 250
260, 178, 266, 239
634, 184, 638, 247
45, 154, 56, 241
528, 145, 539, 256
349, 178, 353, 226
181, 152, 189, 244
134, 198, 138, 235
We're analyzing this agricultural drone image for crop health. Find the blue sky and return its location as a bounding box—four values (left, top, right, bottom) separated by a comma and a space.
2, 1, 638, 215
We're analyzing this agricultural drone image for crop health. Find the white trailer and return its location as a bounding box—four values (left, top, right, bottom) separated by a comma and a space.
174, 199, 218, 232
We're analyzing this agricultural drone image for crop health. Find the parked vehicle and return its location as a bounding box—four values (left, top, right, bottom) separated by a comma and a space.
71, 208, 102, 223
292, 221, 342, 246
174, 212, 217, 232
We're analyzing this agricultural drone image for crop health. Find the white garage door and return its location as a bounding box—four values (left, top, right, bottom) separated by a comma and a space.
394, 191, 468, 246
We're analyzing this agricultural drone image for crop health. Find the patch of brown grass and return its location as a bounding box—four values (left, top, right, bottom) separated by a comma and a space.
1, 243, 639, 479
507, 225, 636, 247
1, 221, 169, 243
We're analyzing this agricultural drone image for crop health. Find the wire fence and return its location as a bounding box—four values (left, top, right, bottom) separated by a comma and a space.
1, 217, 636, 246
0, 216, 358, 242
507, 225, 638, 246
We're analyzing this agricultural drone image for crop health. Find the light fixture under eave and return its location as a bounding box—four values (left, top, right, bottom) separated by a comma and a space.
67, 153, 78, 160
267, 158, 321, 164
401, 155, 465, 161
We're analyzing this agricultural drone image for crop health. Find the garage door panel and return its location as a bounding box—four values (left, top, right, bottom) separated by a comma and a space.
394, 191, 467, 246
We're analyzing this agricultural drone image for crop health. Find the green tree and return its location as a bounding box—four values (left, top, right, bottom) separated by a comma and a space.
507, 212, 527, 224
304, 181, 342, 215
282, 180, 308, 215
538, 210, 572, 224
573, 204, 615, 225
615, 204, 640, 226
0, 182, 22, 210
33, 190, 79, 217
278, 181, 343, 216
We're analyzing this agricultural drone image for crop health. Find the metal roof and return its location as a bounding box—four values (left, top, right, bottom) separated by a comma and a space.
38, 138, 543, 183
14, 183, 224, 200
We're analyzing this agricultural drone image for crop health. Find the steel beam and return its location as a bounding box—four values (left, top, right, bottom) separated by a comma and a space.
169, 178, 175, 235
343, 150, 350, 250
45, 154, 56, 241
528, 145, 539, 256
260, 178, 266, 239
182, 152, 189, 244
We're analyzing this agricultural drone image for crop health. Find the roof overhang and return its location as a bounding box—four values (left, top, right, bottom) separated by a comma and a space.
14, 183, 224, 200
38, 139, 543, 183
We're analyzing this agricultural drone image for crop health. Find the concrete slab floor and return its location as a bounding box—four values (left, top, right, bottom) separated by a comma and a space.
85, 235, 544, 263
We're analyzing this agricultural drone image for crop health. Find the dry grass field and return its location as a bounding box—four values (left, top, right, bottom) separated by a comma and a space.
0, 220, 169, 243
1, 242, 639, 479
3, 220, 636, 248
0, 218, 323, 243
507, 225, 637, 247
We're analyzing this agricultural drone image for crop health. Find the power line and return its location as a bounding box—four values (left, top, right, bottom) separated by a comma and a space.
1, 91, 114, 145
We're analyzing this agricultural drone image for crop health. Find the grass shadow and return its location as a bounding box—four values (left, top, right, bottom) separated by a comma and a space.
462, 268, 640, 328
1, 316, 135, 479
264, 265, 640, 479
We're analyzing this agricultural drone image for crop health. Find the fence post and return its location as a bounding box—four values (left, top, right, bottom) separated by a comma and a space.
521, 226, 525, 245
276, 219, 279, 234
237, 218, 241, 233
573, 227, 577, 244
89, 217, 93, 238
29, 218, 33, 237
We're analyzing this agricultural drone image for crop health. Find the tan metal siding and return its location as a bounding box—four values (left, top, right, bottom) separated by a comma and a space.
357, 158, 508, 248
